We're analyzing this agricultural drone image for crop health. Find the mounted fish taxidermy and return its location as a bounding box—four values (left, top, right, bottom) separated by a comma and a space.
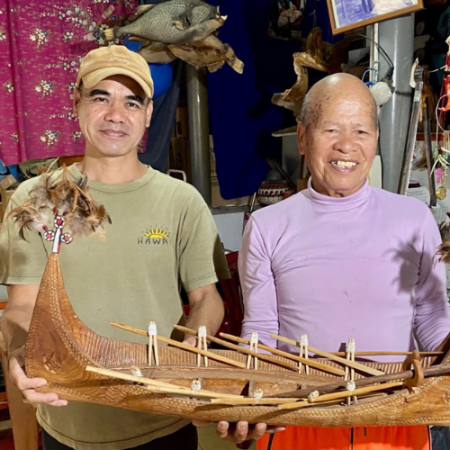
96, 1, 244, 74
272, 28, 347, 118
103, 1, 223, 45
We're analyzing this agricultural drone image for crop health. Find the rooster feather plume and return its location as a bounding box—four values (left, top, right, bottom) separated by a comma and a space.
8, 166, 111, 240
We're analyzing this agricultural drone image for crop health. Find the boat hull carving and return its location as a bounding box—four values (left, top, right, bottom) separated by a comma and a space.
25, 254, 450, 427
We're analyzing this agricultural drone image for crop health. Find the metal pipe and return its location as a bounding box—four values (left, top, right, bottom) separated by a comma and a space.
398, 66, 423, 195
423, 101, 437, 207
186, 65, 212, 205
378, 15, 415, 193
368, 23, 379, 85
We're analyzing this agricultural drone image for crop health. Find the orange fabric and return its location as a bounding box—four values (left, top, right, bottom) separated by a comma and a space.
257, 426, 430, 450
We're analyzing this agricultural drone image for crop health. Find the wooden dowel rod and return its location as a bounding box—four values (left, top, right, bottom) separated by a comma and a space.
219, 333, 345, 377
143, 385, 221, 398
174, 325, 299, 372
328, 351, 442, 357
213, 395, 392, 408
111, 322, 148, 337
268, 362, 450, 400
310, 381, 403, 403
86, 366, 242, 399
218, 333, 255, 345
110, 322, 246, 368
86, 365, 185, 388
271, 333, 384, 376
210, 397, 304, 405
278, 381, 404, 411
155, 334, 246, 368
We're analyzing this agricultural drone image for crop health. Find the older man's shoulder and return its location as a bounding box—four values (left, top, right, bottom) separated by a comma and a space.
370, 186, 431, 217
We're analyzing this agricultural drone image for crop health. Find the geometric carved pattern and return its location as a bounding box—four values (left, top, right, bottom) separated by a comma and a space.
43, 354, 61, 374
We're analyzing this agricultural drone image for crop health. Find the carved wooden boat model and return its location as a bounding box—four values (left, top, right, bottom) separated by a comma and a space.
25, 253, 450, 427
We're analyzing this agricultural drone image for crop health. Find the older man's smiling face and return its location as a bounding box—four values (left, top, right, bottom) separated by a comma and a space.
297, 79, 379, 198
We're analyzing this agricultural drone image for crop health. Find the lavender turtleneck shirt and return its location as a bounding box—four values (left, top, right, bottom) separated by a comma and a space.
239, 181, 450, 361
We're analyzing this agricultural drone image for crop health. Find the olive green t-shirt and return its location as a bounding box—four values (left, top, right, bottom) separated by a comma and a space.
0, 165, 229, 450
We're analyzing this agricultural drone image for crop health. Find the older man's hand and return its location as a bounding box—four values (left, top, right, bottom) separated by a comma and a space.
193, 420, 285, 447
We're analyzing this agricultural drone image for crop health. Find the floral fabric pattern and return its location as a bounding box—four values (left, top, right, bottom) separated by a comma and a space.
0, 0, 137, 164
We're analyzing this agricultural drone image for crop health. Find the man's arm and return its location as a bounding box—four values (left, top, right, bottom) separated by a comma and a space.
183, 283, 224, 344
193, 217, 285, 446
3, 285, 39, 353
1, 285, 67, 406
239, 217, 279, 346
414, 209, 450, 350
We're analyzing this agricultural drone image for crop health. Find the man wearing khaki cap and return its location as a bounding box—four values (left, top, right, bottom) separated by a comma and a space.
0, 45, 228, 450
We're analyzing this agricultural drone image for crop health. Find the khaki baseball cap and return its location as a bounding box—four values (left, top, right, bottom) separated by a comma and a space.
76, 45, 154, 99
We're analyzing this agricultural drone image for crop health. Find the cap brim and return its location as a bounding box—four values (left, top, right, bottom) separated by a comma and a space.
81, 67, 153, 99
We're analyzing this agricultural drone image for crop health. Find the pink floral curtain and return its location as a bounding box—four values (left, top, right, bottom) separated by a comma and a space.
0, 0, 137, 165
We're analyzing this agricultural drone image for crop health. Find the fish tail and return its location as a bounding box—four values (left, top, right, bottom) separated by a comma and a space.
229, 58, 244, 75
102, 27, 119, 41
224, 45, 244, 74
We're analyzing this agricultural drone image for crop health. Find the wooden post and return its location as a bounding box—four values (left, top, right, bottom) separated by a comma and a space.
247, 331, 259, 370
148, 321, 159, 366
299, 334, 309, 375
345, 339, 356, 405
197, 326, 208, 367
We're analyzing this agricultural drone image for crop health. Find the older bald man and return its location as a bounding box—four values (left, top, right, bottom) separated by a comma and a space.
237, 73, 450, 450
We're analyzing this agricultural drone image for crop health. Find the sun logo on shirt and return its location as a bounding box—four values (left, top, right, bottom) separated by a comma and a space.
144, 228, 169, 239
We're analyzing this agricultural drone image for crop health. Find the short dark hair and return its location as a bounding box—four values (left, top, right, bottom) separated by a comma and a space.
76, 80, 152, 105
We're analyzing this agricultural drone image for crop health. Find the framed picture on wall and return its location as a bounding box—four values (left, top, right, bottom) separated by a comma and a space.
326, 0, 424, 35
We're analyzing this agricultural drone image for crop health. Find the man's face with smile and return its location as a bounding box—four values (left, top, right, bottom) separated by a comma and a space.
298, 85, 379, 198
74, 75, 153, 159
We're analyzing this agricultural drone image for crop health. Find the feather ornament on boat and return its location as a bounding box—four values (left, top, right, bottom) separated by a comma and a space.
8, 166, 111, 240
